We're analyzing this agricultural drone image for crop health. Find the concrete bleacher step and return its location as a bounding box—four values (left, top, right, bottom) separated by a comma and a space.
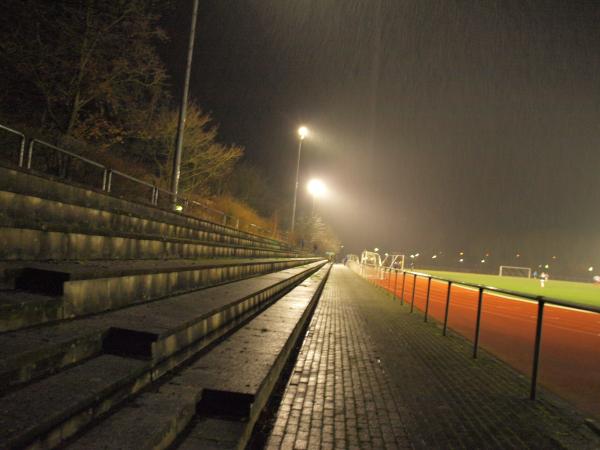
0, 189, 287, 252
0, 257, 320, 332
0, 165, 289, 251
0, 354, 148, 450
0, 261, 325, 394
0, 223, 296, 261
0, 261, 327, 449
63, 263, 331, 450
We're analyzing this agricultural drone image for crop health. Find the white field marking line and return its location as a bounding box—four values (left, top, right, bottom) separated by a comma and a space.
429, 278, 598, 315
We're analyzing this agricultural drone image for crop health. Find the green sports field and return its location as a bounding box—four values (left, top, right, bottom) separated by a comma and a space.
416, 269, 600, 308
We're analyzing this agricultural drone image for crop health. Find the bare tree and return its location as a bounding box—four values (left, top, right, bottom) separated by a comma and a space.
131, 103, 243, 196
0, 0, 168, 145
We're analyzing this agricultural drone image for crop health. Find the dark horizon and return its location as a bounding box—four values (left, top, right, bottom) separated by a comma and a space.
164, 1, 599, 275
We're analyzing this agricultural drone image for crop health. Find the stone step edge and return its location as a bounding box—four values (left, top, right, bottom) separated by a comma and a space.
0, 220, 289, 254
61, 263, 331, 450
5, 263, 326, 450
0, 191, 289, 251
0, 225, 295, 263
198, 263, 332, 449
0, 166, 288, 248
0, 261, 326, 394
1, 258, 322, 333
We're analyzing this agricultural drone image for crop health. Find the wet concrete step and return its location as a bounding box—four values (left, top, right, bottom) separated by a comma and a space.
0, 261, 326, 392
0, 354, 148, 450
64, 264, 331, 450
0, 263, 325, 450
0, 257, 320, 332
0, 166, 288, 250
0, 191, 288, 252
0, 224, 295, 261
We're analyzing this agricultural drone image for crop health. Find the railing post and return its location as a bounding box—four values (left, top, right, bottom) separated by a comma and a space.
410, 273, 417, 313
26, 139, 34, 169
18, 137, 26, 167
530, 300, 545, 400
424, 277, 432, 322
393, 269, 399, 300
443, 281, 452, 336
473, 287, 484, 358
400, 271, 406, 305
235, 217, 240, 229
105, 170, 112, 193
151, 186, 158, 205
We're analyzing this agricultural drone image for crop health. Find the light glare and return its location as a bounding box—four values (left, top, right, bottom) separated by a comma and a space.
298, 126, 309, 139
307, 178, 327, 198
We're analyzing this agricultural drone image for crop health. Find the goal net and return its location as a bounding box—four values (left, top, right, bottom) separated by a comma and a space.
498, 265, 531, 278
381, 254, 405, 271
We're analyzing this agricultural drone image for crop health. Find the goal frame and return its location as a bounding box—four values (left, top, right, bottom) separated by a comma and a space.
498, 265, 531, 278
381, 254, 405, 271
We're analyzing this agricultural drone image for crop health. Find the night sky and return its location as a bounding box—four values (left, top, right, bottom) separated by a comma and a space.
163, 1, 600, 274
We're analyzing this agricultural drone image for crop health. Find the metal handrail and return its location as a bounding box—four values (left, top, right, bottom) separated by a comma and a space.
0, 122, 288, 243
358, 264, 600, 401
0, 124, 27, 167
404, 268, 600, 314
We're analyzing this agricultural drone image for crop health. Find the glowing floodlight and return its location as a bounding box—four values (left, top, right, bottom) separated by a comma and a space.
298, 126, 309, 140
588, 266, 594, 272
432, 254, 437, 259
481, 259, 486, 263
459, 258, 464, 263
175, 204, 183, 212
307, 178, 327, 198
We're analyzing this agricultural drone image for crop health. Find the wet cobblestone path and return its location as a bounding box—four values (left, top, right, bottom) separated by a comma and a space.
265, 265, 600, 449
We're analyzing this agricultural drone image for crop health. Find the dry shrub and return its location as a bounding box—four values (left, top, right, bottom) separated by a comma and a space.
210, 194, 275, 232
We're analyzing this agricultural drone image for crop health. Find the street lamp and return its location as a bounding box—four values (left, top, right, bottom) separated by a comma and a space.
290, 126, 309, 232
307, 178, 327, 216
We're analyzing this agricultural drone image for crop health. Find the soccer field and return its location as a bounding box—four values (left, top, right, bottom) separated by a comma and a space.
417, 269, 600, 308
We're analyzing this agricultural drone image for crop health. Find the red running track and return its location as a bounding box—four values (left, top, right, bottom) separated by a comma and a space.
369, 270, 600, 419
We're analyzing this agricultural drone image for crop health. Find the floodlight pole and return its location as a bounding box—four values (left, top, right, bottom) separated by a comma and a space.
290, 137, 303, 232
171, 0, 199, 207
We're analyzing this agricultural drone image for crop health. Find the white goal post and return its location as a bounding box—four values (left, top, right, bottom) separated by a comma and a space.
382, 254, 405, 271
498, 265, 531, 278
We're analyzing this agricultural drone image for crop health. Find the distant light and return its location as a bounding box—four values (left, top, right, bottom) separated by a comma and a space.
588, 266, 594, 272
307, 179, 327, 198
410, 254, 415, 258
485, 252, 490, 257
516, 253, 521, 258
459, 251, 464, 256
298, 126, 309, 140
384, 253, 389, 256
175, 204, 183, 212
431, 255, 438, 259
459, 258, 464, 263
415, 253, 420, 257
374, 247, 379, 252
552, 255, 557, 260
481, 259, 486, 263
544, 264, 549, 269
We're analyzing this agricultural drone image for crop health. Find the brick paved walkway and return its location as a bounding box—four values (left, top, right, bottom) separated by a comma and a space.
265, 265, 600, 449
